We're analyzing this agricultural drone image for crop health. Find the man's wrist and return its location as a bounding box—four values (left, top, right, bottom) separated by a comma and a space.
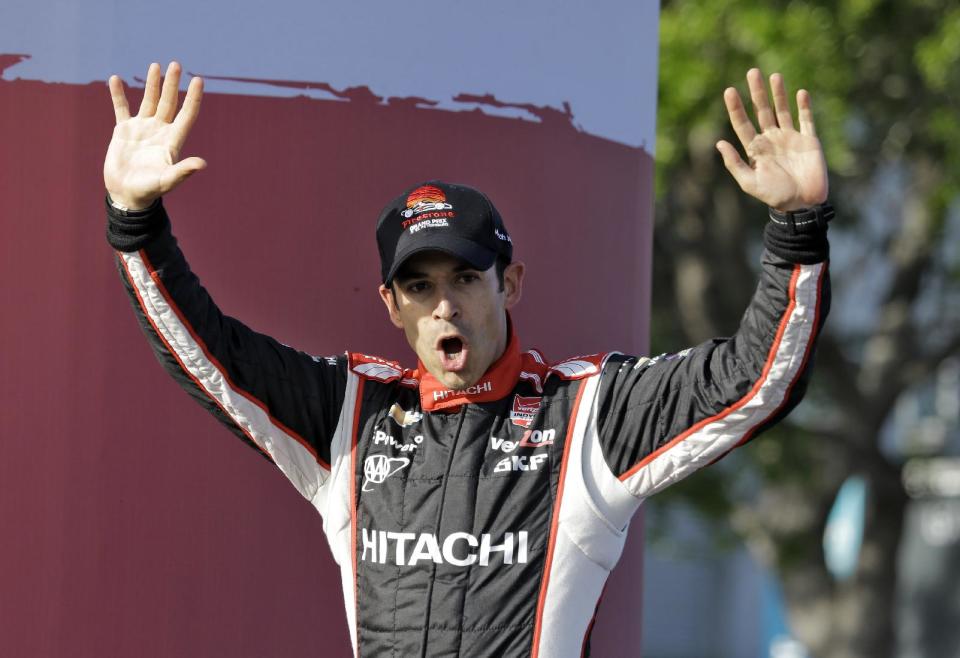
107, 193, 160, 216
768, 203, 834, 233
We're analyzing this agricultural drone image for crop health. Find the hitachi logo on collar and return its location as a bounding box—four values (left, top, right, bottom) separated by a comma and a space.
361, 529, 528, 567
432, 380, 493, 401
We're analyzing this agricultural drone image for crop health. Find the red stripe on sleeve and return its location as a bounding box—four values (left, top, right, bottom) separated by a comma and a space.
531, 380, 590, 658
135, 249, 330, 471
619, 264, 805, 483
118, 252, 274, 462
349, 379, 365, 657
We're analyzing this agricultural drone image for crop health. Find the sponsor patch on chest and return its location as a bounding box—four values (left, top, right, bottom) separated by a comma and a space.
509, 394, 542, 427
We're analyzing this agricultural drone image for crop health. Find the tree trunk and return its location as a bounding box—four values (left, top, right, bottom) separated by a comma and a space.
778, 467, 907, 658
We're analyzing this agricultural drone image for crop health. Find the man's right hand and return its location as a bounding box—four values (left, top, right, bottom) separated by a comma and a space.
104, 62, 205, 211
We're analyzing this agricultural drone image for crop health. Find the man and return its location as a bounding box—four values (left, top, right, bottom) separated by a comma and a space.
104, 62, 830, 656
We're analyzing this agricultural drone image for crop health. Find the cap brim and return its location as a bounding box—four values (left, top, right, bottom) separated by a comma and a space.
385, 234, 498, 285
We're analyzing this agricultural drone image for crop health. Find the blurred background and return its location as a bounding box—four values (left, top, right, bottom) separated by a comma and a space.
645, 1, 960, 656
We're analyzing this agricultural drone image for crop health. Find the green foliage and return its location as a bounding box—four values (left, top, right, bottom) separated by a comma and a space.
653, 0, 960, 561
657, 0, 960, 196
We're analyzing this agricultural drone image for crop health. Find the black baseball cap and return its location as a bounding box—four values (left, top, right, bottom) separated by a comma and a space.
376, 181, 513, 285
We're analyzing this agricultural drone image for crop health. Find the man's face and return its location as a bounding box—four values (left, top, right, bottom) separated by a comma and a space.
378, 251, 524, 390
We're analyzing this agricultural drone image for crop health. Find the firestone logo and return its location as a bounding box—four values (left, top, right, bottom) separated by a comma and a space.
401, 184, 453, 219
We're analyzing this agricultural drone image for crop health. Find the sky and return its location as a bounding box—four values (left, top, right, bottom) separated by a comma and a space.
1, 0, 660, 149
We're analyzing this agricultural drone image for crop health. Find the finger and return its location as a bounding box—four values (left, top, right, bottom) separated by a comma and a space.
716, 141, 755, 193
160, 157, 207, 194
747, 68, 777, 131
770, 73, 795, 131
171, 76, 204, 149
797, 89, 817, 137
137, 62, 161, 117
155, 61, 182, 123
724, 87, 757, 151
108, 75, 130, 123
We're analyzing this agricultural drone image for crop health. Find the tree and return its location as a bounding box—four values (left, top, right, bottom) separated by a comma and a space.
653, 1, 960, 655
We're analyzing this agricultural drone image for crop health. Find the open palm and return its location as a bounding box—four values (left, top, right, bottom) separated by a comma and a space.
716, 69, 828, 212
104, 62, 205, 210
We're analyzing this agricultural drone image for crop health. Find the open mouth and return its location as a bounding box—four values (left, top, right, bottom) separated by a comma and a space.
437, 335, 469, 372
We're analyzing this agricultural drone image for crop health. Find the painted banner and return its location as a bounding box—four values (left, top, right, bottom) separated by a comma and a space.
0, 2, 658, 655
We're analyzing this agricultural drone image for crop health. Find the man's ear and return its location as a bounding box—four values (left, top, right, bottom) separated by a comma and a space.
378, 284, 405, 329
503, 261, 525, 309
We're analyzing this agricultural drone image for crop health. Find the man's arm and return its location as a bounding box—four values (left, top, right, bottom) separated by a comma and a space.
594, 69, 831, 500
104, 63, 347, 503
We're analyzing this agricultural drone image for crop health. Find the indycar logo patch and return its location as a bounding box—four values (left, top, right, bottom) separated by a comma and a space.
509, 395, 541, 428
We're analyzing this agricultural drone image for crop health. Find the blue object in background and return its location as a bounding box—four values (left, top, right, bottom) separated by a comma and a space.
823, 475, 868, 581
761, 571, 809, 658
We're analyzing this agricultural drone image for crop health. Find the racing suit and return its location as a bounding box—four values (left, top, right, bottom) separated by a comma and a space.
106, 200, 830, 657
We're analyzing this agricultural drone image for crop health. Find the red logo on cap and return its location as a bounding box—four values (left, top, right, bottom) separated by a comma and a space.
407, 185, 446, 208
403, 185, 453, 219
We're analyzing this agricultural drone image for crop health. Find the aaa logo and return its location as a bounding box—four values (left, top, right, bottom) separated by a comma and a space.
362, 455, 410, 491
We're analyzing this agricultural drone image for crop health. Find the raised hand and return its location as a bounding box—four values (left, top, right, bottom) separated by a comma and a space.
104, 62, 206, 210
716, 69, 828, 212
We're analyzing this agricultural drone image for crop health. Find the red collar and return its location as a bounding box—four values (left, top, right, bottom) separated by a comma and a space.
417, 329, 522, 412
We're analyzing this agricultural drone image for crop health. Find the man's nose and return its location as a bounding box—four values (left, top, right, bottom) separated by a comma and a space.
432, 289, 459, 321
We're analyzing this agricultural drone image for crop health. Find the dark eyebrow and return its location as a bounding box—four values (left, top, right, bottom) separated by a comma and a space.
394, 270, 427, 284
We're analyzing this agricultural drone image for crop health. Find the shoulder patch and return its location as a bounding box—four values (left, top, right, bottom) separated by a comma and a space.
548, 353, 610, 380
349, 353, 404, 382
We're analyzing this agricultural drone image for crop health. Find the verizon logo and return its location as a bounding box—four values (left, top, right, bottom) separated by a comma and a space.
360, 529, 529, 566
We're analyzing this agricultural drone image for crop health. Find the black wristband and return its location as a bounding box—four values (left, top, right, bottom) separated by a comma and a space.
763, 202, 832, 264
105, 195, 169, 252
768, 203, 834, 233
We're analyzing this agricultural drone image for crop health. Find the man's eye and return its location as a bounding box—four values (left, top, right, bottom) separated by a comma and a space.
457, 273, 480, 284
406, 282, 429, 294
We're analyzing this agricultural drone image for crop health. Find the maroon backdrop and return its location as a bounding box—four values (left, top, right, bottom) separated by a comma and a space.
0, 68, 653, 656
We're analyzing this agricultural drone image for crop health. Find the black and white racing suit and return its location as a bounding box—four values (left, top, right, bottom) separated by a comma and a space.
106, 200, 830, 657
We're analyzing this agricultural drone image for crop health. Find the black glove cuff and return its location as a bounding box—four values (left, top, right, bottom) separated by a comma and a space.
105, 195, 169, 252
763, 202, 832, 264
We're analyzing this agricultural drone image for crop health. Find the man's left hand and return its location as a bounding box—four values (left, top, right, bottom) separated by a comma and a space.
716, 68, 828, 212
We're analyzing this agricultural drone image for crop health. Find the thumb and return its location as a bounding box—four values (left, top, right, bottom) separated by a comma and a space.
175, 156, 207, 176
716, 140, 754, 193
161, 157, 207, 192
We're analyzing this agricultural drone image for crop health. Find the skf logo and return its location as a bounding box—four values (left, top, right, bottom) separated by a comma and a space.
494, 454, 549, 473
509, 395, 541, 427
362, 455, 410, 491
401, 185, 453, 218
